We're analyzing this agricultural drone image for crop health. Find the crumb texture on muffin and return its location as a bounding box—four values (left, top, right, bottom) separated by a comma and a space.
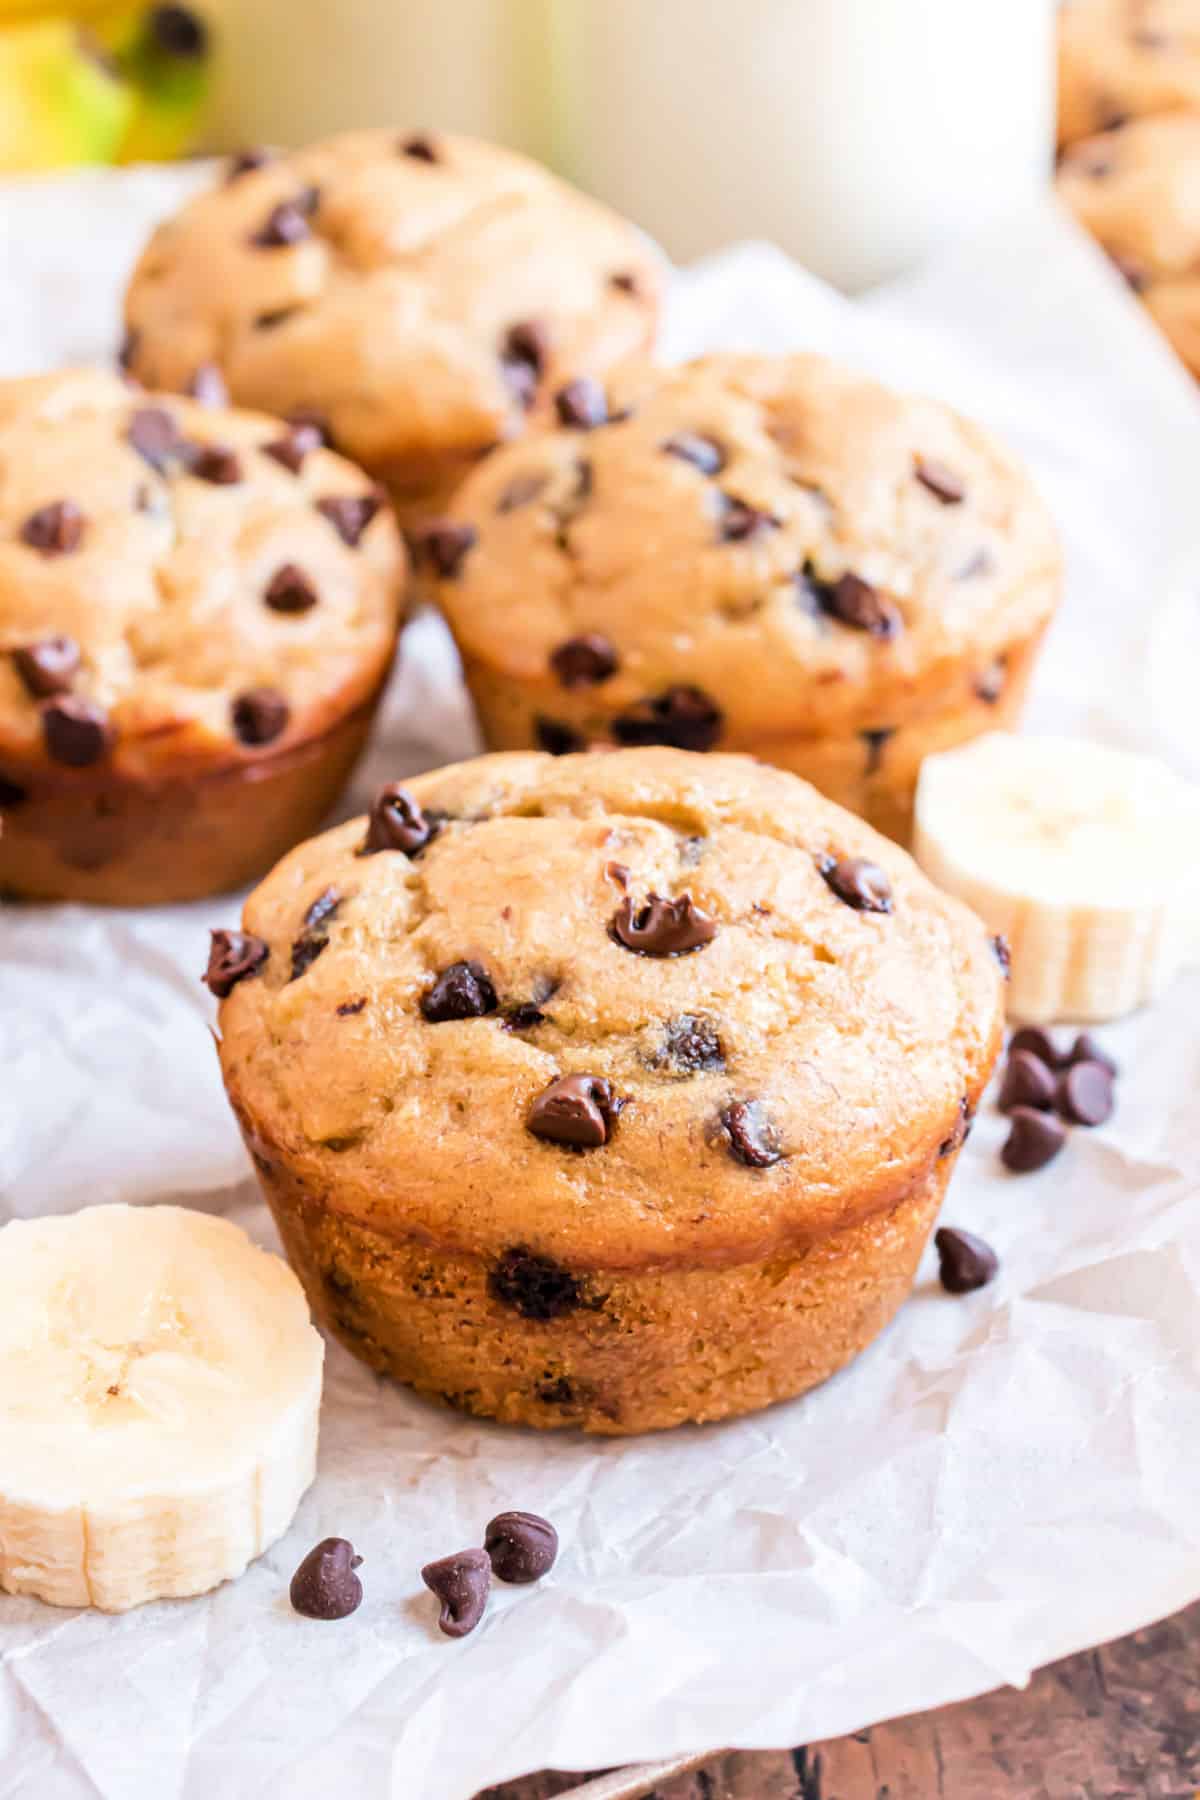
1057, 0, 1200, 146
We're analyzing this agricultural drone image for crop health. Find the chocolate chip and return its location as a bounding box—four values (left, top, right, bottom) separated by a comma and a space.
421, 1548, 490, 1639
915, 457, 965, 504
497, 471, 548, 512
536, 1376, 575, 1406
527, 1073, 618, 1149
818, 855, 893, 914
255, 308, 300, 331
289, 1538, 363, 1620
231, 687, 289, 746
991, 933, 1012, 979
554, 378, 607, 429
286, 407, 333, 448
203, 928, 268, 997
656, 1014, 725, 1075
975, 659, 1006, 704
958, 547, 995, 582
1001, 1105, 1067, 1174
609, 269, 642, 295
662, 432, 725, 476
290, 887, 341, 981
12, 636, 79, 699
484, 1512, 558, 1584
1067, 1032, 1116, 1076
613, 685, 723, 752
150, 6, 208, 58
805, 566, 900, 639
935, 1227, 998, 1295
1056, 1060, 1115, 1128
861, 727, 894, 776
938, 1097, 973, 1157
1009, 1026, 1063, 1067
316, 493, 382, 548
337, 997, 366, 1016
550, 633, 618, 688
20, 499, 85, 556
251, 199, 313, 247
504, 1003, 547, 1032
227, 146, 273, 180
42, 696, 113, 767
264, 564, 319, 614
189, 442, 242, 484
413, 520, 477, 580
721, 1099, 783, 1168
504, 319, 551, 374
401, 132, 439, 162
128, 406, 184, 471
535, 716, 585, 756
357, 784, 434, 857
117, 325, 140, 373
186, 362, 228, 408
490, 1247, 582, 1319
0, 775, 28, 809
610, 893, 717, 957
422, 961, 498, 1022
263, 421, 323, 473
719, 494, 779, 542
998, 1049, 1056, 1114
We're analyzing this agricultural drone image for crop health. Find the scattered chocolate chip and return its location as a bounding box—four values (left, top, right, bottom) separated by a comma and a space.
401, 132, 439, 162
998, 1049, 1056, 1113
316, 492, 383, 548
0, 774, 28, 808
42, 696, 113, 767
938, 1097, 973, 1157
150, 6, 208, 59
497, 471, 548, 512
535, 716, 585, 757
504, 1003, 547, 1032
1056, 1060, 1115, 1128
484, 1512, 558, 1584
422, 961, 498, 1022
609, 269, 642, 295
251, 199, 313, 248
421, 1548, 490, 1639
490, 1246, 583, 1319
231, 686, 289, 746
805, 566, 900, 639
721, 1099, 783, 1168
657, 1014, 725, 1075
264, 563, 319, 614
128, 406, 184, 471
189, 442, 243, 484
289, 1538, 363, 1620
527, 1073, 618, 1149
990, 933, 1012, 979
974, 659, 1007, 704
610, 892, 717, 957
361, 782, 438, 856
550, 633, 618, 687
413, 520, 477, 579
20, 499, 85, 556
935, 1227, 998, 1294
290, 887, 341, 981
186, 362, 228, 408
1009, 1026, 1062, 1067
818, 854, 893, 914
1001, 1104, 1067, 1174
264, 421, 323, 473
554, 378, 607, 430
337, 996, 367, 1016
663, 432, 725, 476
861, 727, 894, 776
12, 636, 79, 699
227, 146, 273, 181
719, 494, 779, 542
915, 457, 965, 504
203, 928, 268, 997
613, 685, 723, 752
1109, 249, 1148, 293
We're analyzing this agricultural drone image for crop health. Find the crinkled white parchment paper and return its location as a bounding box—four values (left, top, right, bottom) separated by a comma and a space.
2, 170, 1200, 1800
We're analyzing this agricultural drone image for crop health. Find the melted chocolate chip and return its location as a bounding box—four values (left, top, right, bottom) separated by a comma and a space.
227, 146, 273, 180
251, 199, 313, 247
203, 928, 268, 997
555, 378, 608, 429
535, 717, 585, 757
915, 457, 966, 504
264, 563, 319, 614
263, 421, 323, 473
998, 1049, 1056, 1113
189, 443, 243, 484
550, 633, 618, 687
42, 696, 113, 767
337, 997, 367, 1016
421, 1549, 490, 1639
504, 1003, 547, 1032
362, 782, 437, 856
991, 933, 1012, 979
401, 132, 439, 162
497, 471, 548, 513
527, 1073, 618, 1149
612, 685, 723, 752
610, 893, 717, 957
484, 1512, 558, 1584
231, 687, 289, 746
656, 1014, 725, 1075
422, 961, 498, 1022
938, 1097, 974, 1157
12, 636, 79, 699
1001, 1105, 1066, 1174
662, 432, 725, 476
290, 1538, 363, 1620
719, 494, 779, 542
413, 520, 477, 580
1056, 1060, 1115, 1128
128, 406, 184, 471
935, 1228, 998, 1295
186, 363, 228, 408
316, 493, 383, 548
721, 1099, 783, 1168
861, 727, 894, 776
290, 887, 341, 981
804, 565, 900, 639
818, 855, 893, 914
490, 1247, 584, 1319
20, 500, 85, 556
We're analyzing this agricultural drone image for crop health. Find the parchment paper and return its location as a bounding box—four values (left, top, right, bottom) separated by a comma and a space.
2, 169, 1199, 1800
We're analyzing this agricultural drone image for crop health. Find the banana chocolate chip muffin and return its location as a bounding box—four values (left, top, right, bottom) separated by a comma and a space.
121, 130, 663, 527
212, 747, 1006, 1435
424, 353, 1061, 842
0, 369, 405, 905
1058, 0, 1200, 148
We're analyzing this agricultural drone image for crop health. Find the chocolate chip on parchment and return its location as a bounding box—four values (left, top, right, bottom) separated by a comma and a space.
861, 727, 894, 776
251, 198, 313, 248
1067, 1032, 1117, 1077
203, 928, 268, 997
227, 146, 273, 180
657, 1014, 725, 1075
1056, 1060, 1115, 1128
1009, 1026, 1062, 1067
42, 696, 113, 767
610, 893, 717, 956
721, 1099, 783, 1168
613, 684, 723, 752
422, 961, 498, 1022
935, 1227, 998, 1295
231, 686, 289, 745
128, 406, 184, 471
490, 1247, 583, 1319
401, 132, 439, 162
1001, 1104, 1067, 1174
263, 421, 324, 473
421, 1548, 490, 1639
497, 471, 548, 513
12, 636, 79, 699
186, 362, 228, 408
938, 1097, 973, 1157
990, 933, 1012, 979
818, 854, 893, 914
527, 1073, 619, 1149
413, 520, 477, 579
189, 442, 243, 484
289, 1538, 363, 1620
915, 457, 966, 504
550, 633, 618, 687
662, 432, 725, 476
20, 499, 85, 556
719, 494, 779, 542
361, 782, 438, 856
264, 563, 319, 614
535, 716, 585, 757
555, 378, 608, 430
484, 1512, 558, 1584
998, 1049, 1056, 1113
316, 493, 383, 547
806, 566, 900, 639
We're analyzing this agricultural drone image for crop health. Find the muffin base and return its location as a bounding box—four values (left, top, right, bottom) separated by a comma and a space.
256, 1157, 953, 1436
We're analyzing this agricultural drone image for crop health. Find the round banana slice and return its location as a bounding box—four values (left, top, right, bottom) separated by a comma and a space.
0, 1205, 323, 1612
914, 732, 1200, 1023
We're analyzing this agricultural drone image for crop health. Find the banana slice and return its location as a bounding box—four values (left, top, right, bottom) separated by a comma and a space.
0, 1205, 323, 1612
913, 732, 1200, 1023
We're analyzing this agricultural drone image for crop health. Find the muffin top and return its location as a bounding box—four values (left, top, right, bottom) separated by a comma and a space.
1058, 0, 1200, 146
0, 369, 404, 782
122, 131, 663, 488
215, 749, 1005, 1270
427, 353, 1061, 748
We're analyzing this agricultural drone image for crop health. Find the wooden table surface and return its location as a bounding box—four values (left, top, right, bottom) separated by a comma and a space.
484, 1601, 1200, 1800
